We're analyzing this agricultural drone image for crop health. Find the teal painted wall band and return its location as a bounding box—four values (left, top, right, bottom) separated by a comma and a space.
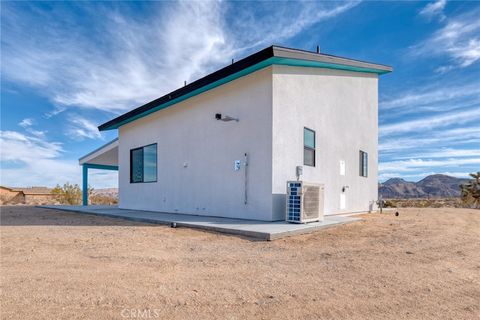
102, 57, 389, 131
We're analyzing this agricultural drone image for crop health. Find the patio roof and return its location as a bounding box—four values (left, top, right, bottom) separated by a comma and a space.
79, 138, 118, 167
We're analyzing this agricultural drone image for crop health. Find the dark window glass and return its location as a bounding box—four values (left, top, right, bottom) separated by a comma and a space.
359, 150, 368, 177
304, 148, 315, 167
304, 128, 315, 166
131, 148, 143, 183
130, 144, 157, 183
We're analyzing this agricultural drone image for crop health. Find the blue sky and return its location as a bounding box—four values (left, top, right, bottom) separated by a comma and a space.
1, 0, 479, 188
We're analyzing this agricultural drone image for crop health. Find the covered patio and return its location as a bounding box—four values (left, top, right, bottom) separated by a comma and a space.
78, 138, 119, 206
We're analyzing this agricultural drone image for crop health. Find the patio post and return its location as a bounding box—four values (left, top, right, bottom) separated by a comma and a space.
82, 164, 88, 206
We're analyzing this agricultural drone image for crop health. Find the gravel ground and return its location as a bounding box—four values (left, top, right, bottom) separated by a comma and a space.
1, 206, 479, 320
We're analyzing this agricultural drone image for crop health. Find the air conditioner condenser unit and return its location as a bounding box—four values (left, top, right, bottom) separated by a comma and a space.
286, 181, 324, 223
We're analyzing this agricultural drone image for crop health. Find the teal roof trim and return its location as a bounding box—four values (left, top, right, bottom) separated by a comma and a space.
275, 57, 392, 74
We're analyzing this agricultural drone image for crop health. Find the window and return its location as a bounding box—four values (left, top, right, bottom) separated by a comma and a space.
359, 150, 368, 177
130, 144, 157, 183
304, 127, 315, 167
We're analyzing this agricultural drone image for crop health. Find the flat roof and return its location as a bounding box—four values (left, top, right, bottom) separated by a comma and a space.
99, 45, 392, 131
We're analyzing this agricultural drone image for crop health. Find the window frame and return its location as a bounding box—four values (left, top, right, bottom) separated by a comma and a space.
130, 143, 157, 183
303, 127, 316, 167
359, 150, 368, 177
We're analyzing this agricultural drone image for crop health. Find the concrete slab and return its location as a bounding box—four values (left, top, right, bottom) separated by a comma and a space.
38, 205, 361, 241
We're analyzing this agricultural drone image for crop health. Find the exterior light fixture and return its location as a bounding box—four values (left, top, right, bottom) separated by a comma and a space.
215, 113, 239, 122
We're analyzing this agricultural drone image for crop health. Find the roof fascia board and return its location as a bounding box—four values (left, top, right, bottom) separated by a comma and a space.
274, 57, 391, 74
272, 46, 392, 73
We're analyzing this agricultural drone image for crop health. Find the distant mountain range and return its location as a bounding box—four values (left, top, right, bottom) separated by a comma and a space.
379, 174, 469, 199
94, 175, 470, 199
92, 188, 118, 197
3, 174, 469, 201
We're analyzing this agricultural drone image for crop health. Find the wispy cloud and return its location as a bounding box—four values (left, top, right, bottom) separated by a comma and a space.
380, 126, 480, 152
380, 108, 480, 136
1, 1, 230, 113
395, 148, 480, 160
18, 118, 33, 128
1, 1, 357, 114
379, 157, 480, 173
67, 116, 102, 141
18, 118, 47, 138
0, 130, 115, 187
380, 83, 480, 110
0, 131, 62, 162
411, 8, 480, 70
228, 1, 360, 51
419, 0, 446, 21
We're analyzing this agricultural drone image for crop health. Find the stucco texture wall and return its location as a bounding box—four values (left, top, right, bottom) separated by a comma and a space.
272, 65, 378, 218
118, 67, 274, 220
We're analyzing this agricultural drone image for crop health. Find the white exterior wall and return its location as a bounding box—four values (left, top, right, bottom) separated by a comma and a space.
271, 65, 378, 219
118, 67, 274, 221
117, 64, 380, 221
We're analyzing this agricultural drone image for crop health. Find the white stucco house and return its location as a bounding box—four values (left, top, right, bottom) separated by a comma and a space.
79, 45, 392, 221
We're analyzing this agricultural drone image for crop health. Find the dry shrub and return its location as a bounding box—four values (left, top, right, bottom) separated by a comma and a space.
89, 194, 118, 205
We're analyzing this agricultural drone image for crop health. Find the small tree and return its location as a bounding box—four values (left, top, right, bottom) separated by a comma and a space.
52, 183, 93, 205
460, 172, 480, 209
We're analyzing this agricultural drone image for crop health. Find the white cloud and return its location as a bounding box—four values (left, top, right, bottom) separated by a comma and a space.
379, 157, 480, 173
1, 1, 357, 113
67, 116, 102, 141
229, 1, 360, 51
380, 83, 480, 110
18, 118, 33, 128
0, 130, 77, 186
379, 126, 480, 152
411, 8, 480, 70
26, 129, 47, 139
419, 0, 446, 21
380, 108, 480, 136
18, 118, 47, 138
0, 131, 63, 162
395, 148, 480, 160
0, 130, 115, 188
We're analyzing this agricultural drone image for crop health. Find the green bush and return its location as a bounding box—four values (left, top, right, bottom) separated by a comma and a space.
52, 183, 91, 205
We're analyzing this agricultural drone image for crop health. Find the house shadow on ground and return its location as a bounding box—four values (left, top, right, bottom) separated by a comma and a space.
0, 206, 155, 227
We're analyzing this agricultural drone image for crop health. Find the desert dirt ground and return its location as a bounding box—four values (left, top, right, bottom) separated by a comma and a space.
1, 206, 479, 320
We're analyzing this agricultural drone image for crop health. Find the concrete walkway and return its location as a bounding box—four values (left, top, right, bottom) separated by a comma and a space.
38, 205, 361, 240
